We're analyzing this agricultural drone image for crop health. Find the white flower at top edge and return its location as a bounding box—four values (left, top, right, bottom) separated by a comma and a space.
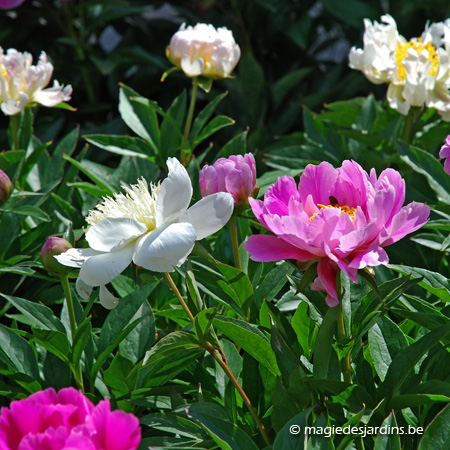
0, 48, 72, 115
349, 14, 450, 120
55, 157, 234, 309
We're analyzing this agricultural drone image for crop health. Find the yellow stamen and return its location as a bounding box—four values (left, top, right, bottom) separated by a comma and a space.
394, 37, 439, 80
309, 202, 357, 222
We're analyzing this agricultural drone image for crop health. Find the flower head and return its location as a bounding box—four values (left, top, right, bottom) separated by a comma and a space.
199, 153, 257, 211
0, 169, 13, 206
349, 14, 450, 120
166, 23, 241, 79
0, 387, 141, 450
440, 135, 450, 174
0, 48, 72, 115
244, 160, 430, 306
41, 236, 73, 276
56, 157, 234, 308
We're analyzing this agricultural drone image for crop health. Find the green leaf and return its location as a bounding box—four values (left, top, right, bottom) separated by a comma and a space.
273, 408, 313, 450
388, 264, 450, 302
140, 412, 206, 440
396, 141, 450, 203
193, 115, 235, 148
160, 90, 186, 160
0, 150, 26, 170
84, 134, 155, 158
103, 353, 137, 395
72, 317, 92, 368
0, 323, 40, 382
292, 301, 318, 359
119, 83, 159, 145
191, 92, 227, 141
2, 205, 51, 222
186, 402, 259, 450
368, 315, 409, 382
142, 331, 201, 366
1, 294, 66, 332
390, 394, 450, 410
374, 412, 401, 450
378, 325, 450, 400
213, 316, 280, 376
419, 403, 450, 449
194, 307, 219, 342
217, 263, 254, 310
313, 306, 339, 379
32, 329, 70, 364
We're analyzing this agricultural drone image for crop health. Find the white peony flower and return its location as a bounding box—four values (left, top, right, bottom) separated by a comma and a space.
349, 14, 450, 120
166, 23, 241, 79
0, 48, 72, 116
55, 158, 234, 309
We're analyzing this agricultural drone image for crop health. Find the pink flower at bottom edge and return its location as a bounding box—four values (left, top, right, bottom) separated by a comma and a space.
244, 160, 430, 306
0, 0, 25, 10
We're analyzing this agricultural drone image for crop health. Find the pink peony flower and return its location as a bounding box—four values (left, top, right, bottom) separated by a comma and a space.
244, 160, 430, 306
440, 135, 450, 175
199, 153, 257, 210
0, 387, 141, 450
0, 169, 13, 206
0, 0, 25, 10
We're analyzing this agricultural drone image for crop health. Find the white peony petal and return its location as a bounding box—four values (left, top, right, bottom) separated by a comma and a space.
133, 222, 196, 272
99, 285, 120, 309
86, 217, 147, 252
180, 192, 234, 240
54, 247, 101, 268
156, 157, 193, 226
76, 278, 93, 300
180, 55, 204, 77
78, 244, 134, 287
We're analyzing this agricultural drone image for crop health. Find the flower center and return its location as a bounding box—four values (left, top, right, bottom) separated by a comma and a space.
309, 197, 357, 222
86, 178, 160, 231
394, 38, 439, 80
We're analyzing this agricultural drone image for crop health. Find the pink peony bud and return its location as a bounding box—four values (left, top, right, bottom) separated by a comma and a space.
0, 387, 141, 450
41, 236, 73, 276
166, 23, 240, 79
0, 169, 13, 206
199, 153, 257, 211
440, 135, 450, 175
0, 0, 25, 10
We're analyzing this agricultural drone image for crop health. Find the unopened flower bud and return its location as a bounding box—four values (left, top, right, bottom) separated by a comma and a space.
199, 153, 256, 212
0, 169, 13, 206
41, 237, 73, 276
166, 23, 240, 79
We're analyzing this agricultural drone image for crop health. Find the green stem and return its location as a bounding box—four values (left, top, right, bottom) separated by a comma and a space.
182, 78, 199, 165
337, 304, 352, 384
163, 272, 195, 323
404, 109, 414, 145
60, 274, 84, 391
10, 114, 19, 150
206, 342, 272, 447
229, 216, 242, 271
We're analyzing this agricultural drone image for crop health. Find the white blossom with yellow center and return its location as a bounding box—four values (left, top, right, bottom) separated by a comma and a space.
0, 48, 72, 115
349, 15, 450, 120
56, 158, 234, 309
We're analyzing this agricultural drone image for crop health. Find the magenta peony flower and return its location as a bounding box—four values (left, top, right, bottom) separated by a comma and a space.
244, 160, 430, 306
0, 387, 141, 450
440, 135, 450, 175
0, 0, 25, 10
199, 153, 257, 210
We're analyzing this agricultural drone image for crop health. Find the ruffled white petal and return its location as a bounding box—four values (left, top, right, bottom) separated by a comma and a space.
78, 244, 134, 287
86, 217, 147, 252
156, 157, 193, 226
180, 192, 234, 240
180, 56, 204, 77
76, 278, 93, 300
133, 222, 197, 272
55, 247, 101, 268
99, 285, 119, 309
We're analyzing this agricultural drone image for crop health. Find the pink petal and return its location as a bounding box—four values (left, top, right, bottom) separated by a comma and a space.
299, 161, 338, 205
348, 247, 389, 269
311, 258, 339, 306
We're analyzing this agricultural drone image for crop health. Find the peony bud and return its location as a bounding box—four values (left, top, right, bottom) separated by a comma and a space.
199, 153, 256, 211
0, 169, 13, 206
41, 237, 73, 276
166, 23, 240, 79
